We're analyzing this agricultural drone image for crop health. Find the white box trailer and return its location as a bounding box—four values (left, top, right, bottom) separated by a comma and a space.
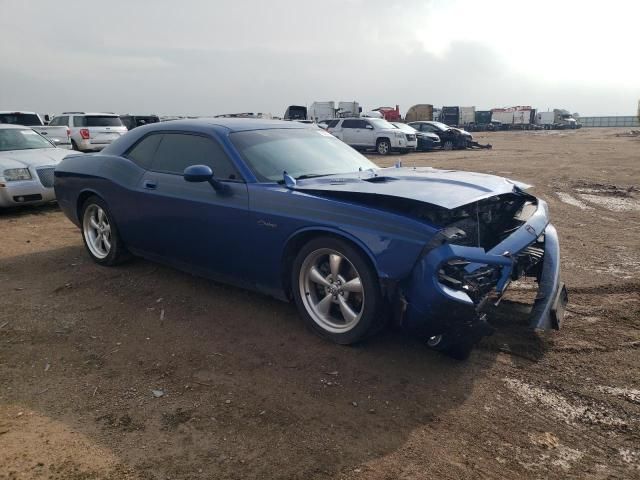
308, 102, 336, 122
337, 101, 360, 117
459, 106, 476, 126
492, 106, 535, 129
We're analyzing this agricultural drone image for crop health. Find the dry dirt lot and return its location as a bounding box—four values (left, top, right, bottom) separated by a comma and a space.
1, 127, 639, 479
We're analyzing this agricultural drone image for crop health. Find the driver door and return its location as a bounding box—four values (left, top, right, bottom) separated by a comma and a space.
131, 132, 251, 283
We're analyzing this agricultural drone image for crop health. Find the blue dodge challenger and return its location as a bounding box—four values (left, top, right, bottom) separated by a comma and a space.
54, 119, 567, 357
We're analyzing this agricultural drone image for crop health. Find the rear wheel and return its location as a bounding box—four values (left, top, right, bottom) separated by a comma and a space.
292, 237, 382, 344
376, 138, 391, 155
81, 196, 129, 266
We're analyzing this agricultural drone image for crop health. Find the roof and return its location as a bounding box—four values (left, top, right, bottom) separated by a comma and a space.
0, 124, 31, 130
158, 117, 310, 133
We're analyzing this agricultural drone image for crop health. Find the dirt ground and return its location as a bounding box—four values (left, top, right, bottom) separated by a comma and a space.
1, 127, 639, 479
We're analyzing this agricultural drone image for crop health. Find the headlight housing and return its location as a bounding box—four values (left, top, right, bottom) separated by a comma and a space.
394, 132, 404, 138
3, 168, 32, 181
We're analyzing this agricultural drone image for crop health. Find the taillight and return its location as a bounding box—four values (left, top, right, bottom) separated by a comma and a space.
66, 127, 71, 138
79, 128, 90, 139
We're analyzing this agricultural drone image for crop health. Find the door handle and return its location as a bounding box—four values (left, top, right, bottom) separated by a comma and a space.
144, 180, 157, 190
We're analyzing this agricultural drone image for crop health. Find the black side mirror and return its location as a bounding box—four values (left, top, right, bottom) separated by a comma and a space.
184, 164, 213, 182
183, 164, 230, 194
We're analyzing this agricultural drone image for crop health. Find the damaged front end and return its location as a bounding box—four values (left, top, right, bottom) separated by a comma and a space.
401, 191, 567, 339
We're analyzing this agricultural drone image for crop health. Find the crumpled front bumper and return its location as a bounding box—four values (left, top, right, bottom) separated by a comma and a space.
403, 199, 567, 335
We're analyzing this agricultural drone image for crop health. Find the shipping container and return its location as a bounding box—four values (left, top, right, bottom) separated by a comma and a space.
404, 104, 433, 122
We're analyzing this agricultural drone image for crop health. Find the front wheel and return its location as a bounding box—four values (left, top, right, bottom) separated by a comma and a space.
81, 196, 129, 266
292, 237, 383, 344
376, 139, 391, 155
443, 140, 454, 151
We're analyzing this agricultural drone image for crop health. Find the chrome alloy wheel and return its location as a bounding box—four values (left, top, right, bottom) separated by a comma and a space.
83, 204, 112, 259
299, 248, 365, 333
377, 141, 390, 155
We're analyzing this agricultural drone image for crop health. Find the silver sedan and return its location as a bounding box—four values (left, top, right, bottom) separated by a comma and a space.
0, 125, 74, 208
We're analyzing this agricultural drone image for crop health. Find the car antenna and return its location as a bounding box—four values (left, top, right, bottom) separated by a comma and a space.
283, 171, 297, 188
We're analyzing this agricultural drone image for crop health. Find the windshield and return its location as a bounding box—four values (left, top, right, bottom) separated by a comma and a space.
0, 128, 54, 151
75, 116, 123, 127
428, 121, 450, 131
0, 113, 41, 126
391, 122, 416, 133
368, 118, 394, 129
230, 128, 379, 182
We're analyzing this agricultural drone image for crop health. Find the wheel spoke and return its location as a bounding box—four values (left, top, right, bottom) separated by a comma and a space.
338, 296, 358, 323
102, 235, 111, 251
89, 218, 99, 229
342, 277, 362, 293
329, 254, 342, 278
97, 208, 104, 223
315, 294, 333, 316
309, 266, 330, 287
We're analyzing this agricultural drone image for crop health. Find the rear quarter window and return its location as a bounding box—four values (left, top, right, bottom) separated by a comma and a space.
124, 134, 162, 169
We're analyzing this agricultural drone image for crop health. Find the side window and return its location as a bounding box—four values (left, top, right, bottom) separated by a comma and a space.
49, 117, 59, 126
124, 134, 162, 169
73, 116, 85, 127
341, 119, 358, 129
151, 133, 241, 181
358, 120, 370, 129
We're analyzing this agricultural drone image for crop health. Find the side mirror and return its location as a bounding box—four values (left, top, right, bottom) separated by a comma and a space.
183, 164, 230, 195
183, 164, 213, 182
365, 124, 374, 130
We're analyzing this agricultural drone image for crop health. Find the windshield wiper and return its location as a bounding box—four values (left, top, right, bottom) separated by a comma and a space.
295, 173, 331, 180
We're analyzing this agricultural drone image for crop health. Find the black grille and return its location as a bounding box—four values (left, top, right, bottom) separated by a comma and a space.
36, 167, 55, 188
405, 134, 416, 141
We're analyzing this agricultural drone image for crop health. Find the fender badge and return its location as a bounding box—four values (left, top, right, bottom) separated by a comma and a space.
525, 225, 536, 236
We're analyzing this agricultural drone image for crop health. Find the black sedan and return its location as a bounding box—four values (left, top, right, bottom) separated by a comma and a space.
408, 121, 472, 150
391, 122, 441, 151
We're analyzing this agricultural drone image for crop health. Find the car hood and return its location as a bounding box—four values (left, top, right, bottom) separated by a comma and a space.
0, 148, 72, 169
292, 167, 531, 210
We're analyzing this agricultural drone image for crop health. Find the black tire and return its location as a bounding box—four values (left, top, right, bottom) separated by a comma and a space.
291, 236, 383, 345
443, 140, 454, 151
80, 196, 130, 266
71, 140, 79, 151
376, 138, 391, 155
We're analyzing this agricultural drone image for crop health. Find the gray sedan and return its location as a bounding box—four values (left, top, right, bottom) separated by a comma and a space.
0, 125, 74, 208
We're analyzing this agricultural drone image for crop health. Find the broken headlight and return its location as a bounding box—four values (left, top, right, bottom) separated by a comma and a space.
438, 259, 500, 303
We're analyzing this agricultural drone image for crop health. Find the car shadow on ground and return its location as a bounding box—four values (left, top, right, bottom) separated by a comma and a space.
0, 245, 550, 478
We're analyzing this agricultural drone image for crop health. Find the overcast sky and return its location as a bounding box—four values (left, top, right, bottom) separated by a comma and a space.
1, 0, 638, 117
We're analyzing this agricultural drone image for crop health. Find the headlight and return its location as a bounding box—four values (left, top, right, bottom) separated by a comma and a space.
3, 168, 32, 181
395, 132, 404, 138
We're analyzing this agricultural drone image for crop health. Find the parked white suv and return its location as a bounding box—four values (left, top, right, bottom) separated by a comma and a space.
49, 112, 128, 152
330, 117, 416, 154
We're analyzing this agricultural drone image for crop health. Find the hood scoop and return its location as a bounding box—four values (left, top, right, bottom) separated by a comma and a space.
363, 176, 397, 183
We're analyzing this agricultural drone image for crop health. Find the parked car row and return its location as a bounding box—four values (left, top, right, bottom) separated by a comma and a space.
318, 117, 485, 153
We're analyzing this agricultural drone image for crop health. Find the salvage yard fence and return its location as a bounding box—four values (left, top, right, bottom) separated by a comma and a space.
578, 116, 639, 128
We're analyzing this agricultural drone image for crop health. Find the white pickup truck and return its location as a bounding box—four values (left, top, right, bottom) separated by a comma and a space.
0, 111, 72, 149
